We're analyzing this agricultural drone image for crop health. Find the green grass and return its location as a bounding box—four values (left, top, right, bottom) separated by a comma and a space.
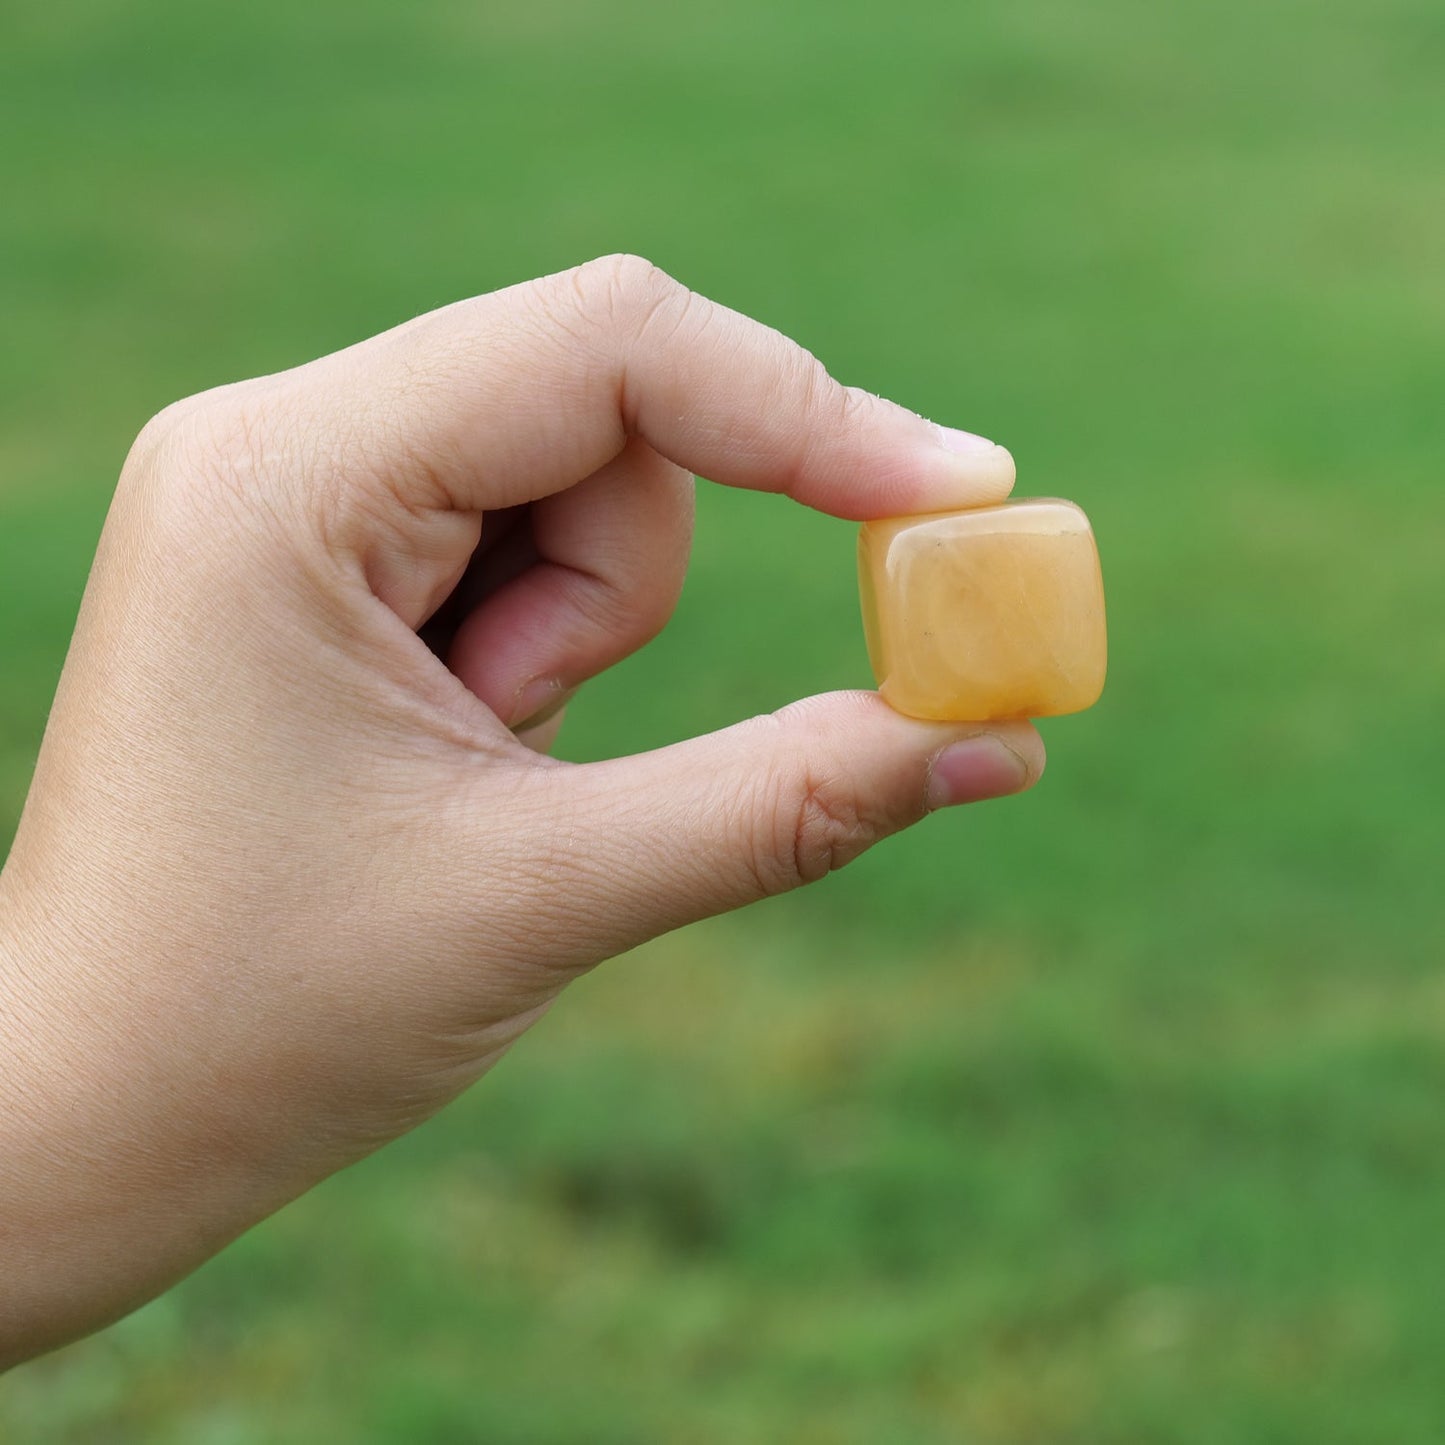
3, 0, 1444, 1438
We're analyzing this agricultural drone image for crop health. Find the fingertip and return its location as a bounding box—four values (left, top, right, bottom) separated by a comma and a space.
924, 719, 1045, 810
934, 424, 1000, 456
985, 716, 1046, 782
507, 677, 571, 730
918, 433, 1017, 512
513, 702, 570, 755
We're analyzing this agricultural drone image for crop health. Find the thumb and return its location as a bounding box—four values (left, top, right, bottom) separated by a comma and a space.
548, 692, 1044, 950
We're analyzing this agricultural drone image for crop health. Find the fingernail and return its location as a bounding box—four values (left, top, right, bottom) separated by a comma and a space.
509, 676, 567, 729
934, 424, 1001, 455
926, 734, 1032, 810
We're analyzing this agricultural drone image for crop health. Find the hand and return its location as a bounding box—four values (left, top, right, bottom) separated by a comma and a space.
0, 255, 1042, 1364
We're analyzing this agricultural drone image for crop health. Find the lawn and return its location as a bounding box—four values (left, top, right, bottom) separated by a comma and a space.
3, 0, 1444, 1439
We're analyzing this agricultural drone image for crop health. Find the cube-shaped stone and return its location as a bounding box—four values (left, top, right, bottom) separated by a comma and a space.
858, 498, 1106, 721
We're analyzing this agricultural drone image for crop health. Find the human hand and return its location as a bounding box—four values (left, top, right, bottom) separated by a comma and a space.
0, 255, 1042, 1363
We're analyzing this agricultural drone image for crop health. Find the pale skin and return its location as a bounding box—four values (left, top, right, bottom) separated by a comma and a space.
0, 255, 1044, 1369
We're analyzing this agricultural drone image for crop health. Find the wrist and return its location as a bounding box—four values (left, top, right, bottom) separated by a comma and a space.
0, 863, 285, 1369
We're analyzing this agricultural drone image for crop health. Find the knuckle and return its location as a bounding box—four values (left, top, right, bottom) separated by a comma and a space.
123, 393, 216, 484
786, 345, 832, 419
790, 772, 872, 885
749, 751, 875, 894
833, 381, 877, 430
788, 346, 829, 415
580, 251, 669, 309
566, 254, 705, 427
774, 349, 848, 485
558, 568, 641, 644
572, 253, 692, 345
120, 382, 309, 554
126, 384, 261, 495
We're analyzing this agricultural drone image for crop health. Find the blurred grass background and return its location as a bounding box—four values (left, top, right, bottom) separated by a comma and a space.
2, 0, 1444, 1439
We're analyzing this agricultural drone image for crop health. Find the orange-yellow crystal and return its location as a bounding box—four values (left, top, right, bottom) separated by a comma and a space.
858, 498, 1106, 721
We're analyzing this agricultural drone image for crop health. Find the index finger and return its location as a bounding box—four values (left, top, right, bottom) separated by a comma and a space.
285, 253, 1016, 523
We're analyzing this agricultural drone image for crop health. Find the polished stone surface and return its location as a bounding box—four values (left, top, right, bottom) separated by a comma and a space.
858, 498, 1106, 720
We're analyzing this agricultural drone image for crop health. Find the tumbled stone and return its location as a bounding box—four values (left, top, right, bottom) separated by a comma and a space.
858, 498, 1106, 721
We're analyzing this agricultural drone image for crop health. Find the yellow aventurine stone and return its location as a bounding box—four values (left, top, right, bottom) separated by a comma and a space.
858, 498, 1106, 721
